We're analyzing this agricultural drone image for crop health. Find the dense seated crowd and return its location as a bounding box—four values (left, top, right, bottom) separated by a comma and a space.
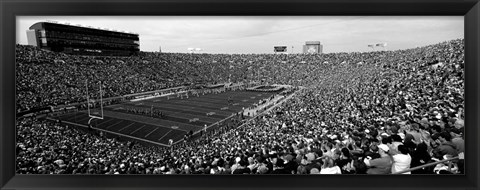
16, 39, 465, 174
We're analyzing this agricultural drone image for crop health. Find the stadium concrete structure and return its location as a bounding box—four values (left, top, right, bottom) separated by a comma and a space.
27, 21, 139, 56
302, 41, 323, 54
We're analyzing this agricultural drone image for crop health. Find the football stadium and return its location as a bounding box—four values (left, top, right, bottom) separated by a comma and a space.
16, 20, 465, 175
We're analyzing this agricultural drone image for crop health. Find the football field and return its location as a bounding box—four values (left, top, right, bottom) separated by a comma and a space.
53, 90, 278, 146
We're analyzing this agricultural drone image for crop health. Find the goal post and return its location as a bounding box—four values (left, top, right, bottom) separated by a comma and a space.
86, 79, 104, 120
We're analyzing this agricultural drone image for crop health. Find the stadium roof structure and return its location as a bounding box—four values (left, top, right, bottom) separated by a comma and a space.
27, 21, 140, 56
31, 21, 139, 35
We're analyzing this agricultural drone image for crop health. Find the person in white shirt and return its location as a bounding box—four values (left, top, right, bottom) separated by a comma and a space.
320, 156, 342, 174
391, 144, 412, 174
364, 144, 393, 174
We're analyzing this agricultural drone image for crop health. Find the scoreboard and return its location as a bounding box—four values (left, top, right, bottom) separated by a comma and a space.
274, 46, 287, 53
305, 45, 319, 53
303, 41, 323, 54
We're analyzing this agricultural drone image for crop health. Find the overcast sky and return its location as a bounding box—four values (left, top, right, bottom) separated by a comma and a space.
17, 16, 463, 54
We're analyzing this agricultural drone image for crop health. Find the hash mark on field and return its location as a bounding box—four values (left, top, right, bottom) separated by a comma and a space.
106, 120, 124, 129
118, 122, 135, 132
145, 127, 159, 138
130, 125, 146, 135
158, 130, 172, 141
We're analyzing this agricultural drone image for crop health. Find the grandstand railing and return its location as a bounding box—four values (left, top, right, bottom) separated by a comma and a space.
392, 156, 460, 174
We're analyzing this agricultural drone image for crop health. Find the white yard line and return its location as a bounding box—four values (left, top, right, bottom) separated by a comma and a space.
158, 130, 173, 141
118, 122, 136, 132
145, 127, 159, 138
105, 120, 124, 129
97, 118, 115, 126
130, 125, 146, 135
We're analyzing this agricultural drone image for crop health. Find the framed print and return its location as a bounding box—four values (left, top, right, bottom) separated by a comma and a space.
1, 0, 479, 190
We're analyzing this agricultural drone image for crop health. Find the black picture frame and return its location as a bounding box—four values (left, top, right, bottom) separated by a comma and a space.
1, 0, 479, 190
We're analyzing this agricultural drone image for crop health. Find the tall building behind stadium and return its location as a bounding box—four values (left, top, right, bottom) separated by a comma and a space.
26, 21, 140, 56
303, 41, 323, 54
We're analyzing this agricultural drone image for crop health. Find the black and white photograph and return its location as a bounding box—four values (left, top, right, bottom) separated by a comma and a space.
15, 16, 465, 175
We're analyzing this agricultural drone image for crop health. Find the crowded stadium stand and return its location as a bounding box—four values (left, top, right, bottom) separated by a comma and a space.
16, 39, 464, 174
27, 21, 139, 56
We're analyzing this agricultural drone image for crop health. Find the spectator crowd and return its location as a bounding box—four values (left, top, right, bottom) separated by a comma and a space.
16, 39, 465, 174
